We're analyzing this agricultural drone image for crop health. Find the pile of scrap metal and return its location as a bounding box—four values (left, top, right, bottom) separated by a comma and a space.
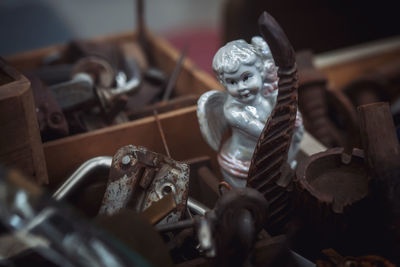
26, 37, 190, 142
22, 1, 191, 142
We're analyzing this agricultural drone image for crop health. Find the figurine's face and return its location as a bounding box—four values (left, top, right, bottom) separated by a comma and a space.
223, 64, 262, 103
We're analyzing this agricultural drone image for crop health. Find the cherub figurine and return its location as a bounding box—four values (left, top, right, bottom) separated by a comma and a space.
197, 36, 304, 188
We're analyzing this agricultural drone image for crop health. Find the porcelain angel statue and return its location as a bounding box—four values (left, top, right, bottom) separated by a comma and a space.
197, 36, 304, 188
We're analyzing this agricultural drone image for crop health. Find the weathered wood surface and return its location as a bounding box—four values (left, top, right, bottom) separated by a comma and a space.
0, 58, 48, 184
357, 102, 400, 177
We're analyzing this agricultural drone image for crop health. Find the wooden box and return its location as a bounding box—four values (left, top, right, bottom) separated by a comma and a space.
6, 32, 223, 189
5, 33, 400, 190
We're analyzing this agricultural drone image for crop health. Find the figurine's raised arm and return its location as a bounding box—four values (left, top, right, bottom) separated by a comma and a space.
197, 90, 228, 151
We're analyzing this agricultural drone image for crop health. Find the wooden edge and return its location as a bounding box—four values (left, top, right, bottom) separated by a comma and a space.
5, 30, 222, 94
314, 35, 400, 69
148, 33, 223, 95
314, 36, 400, 89
44, 106, 197, 148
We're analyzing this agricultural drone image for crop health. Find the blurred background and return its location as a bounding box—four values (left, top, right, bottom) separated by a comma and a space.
1, 0, 399, 74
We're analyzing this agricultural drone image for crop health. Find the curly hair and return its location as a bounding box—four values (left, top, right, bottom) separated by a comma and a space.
212, 36, 277, 83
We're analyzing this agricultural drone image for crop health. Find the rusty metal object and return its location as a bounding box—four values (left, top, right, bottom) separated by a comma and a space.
72, 56, 115, 88
140, 192, 177, 224
162, 45, 188, 101
187, 197, 210, 216
96, 57, 142, 114
52, 155, 207, 219
66, 56, 141, 114
49, 72, 96, 112
28, 74, 69, 141
47, 41, 142, 119
246, 11, 298, 235
99, 145, 190, 225
156, 217, 196, 233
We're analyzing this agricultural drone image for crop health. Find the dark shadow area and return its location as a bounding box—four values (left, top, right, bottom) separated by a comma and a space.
223, 0, 400, 53
0, 2, 73, 55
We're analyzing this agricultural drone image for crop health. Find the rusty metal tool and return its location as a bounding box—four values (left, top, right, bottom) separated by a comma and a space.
28, 74, 69, 141
51, 155, 207, 217
161, 45, 188, 102
49, 56, 141, 114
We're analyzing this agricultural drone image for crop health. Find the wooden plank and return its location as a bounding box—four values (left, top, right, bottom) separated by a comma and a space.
43, 106, 218, 188
0, 58, 48, 184
315, 37, 400, 89
358, 102, 400, 176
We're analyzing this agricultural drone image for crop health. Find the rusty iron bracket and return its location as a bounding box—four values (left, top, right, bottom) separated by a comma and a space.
99, 145, 190, 225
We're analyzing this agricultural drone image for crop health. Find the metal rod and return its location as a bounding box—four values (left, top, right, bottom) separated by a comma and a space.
155, 218, 195, 232
52, 155, 206, 218
187, 198, 210, 216
153, 110, 171, 158
52, 156, 112, 201
136, 0, 152, 64
162, 45, 188, 101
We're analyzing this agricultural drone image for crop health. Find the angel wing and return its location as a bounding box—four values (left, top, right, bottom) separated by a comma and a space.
197, 90, 228, 151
